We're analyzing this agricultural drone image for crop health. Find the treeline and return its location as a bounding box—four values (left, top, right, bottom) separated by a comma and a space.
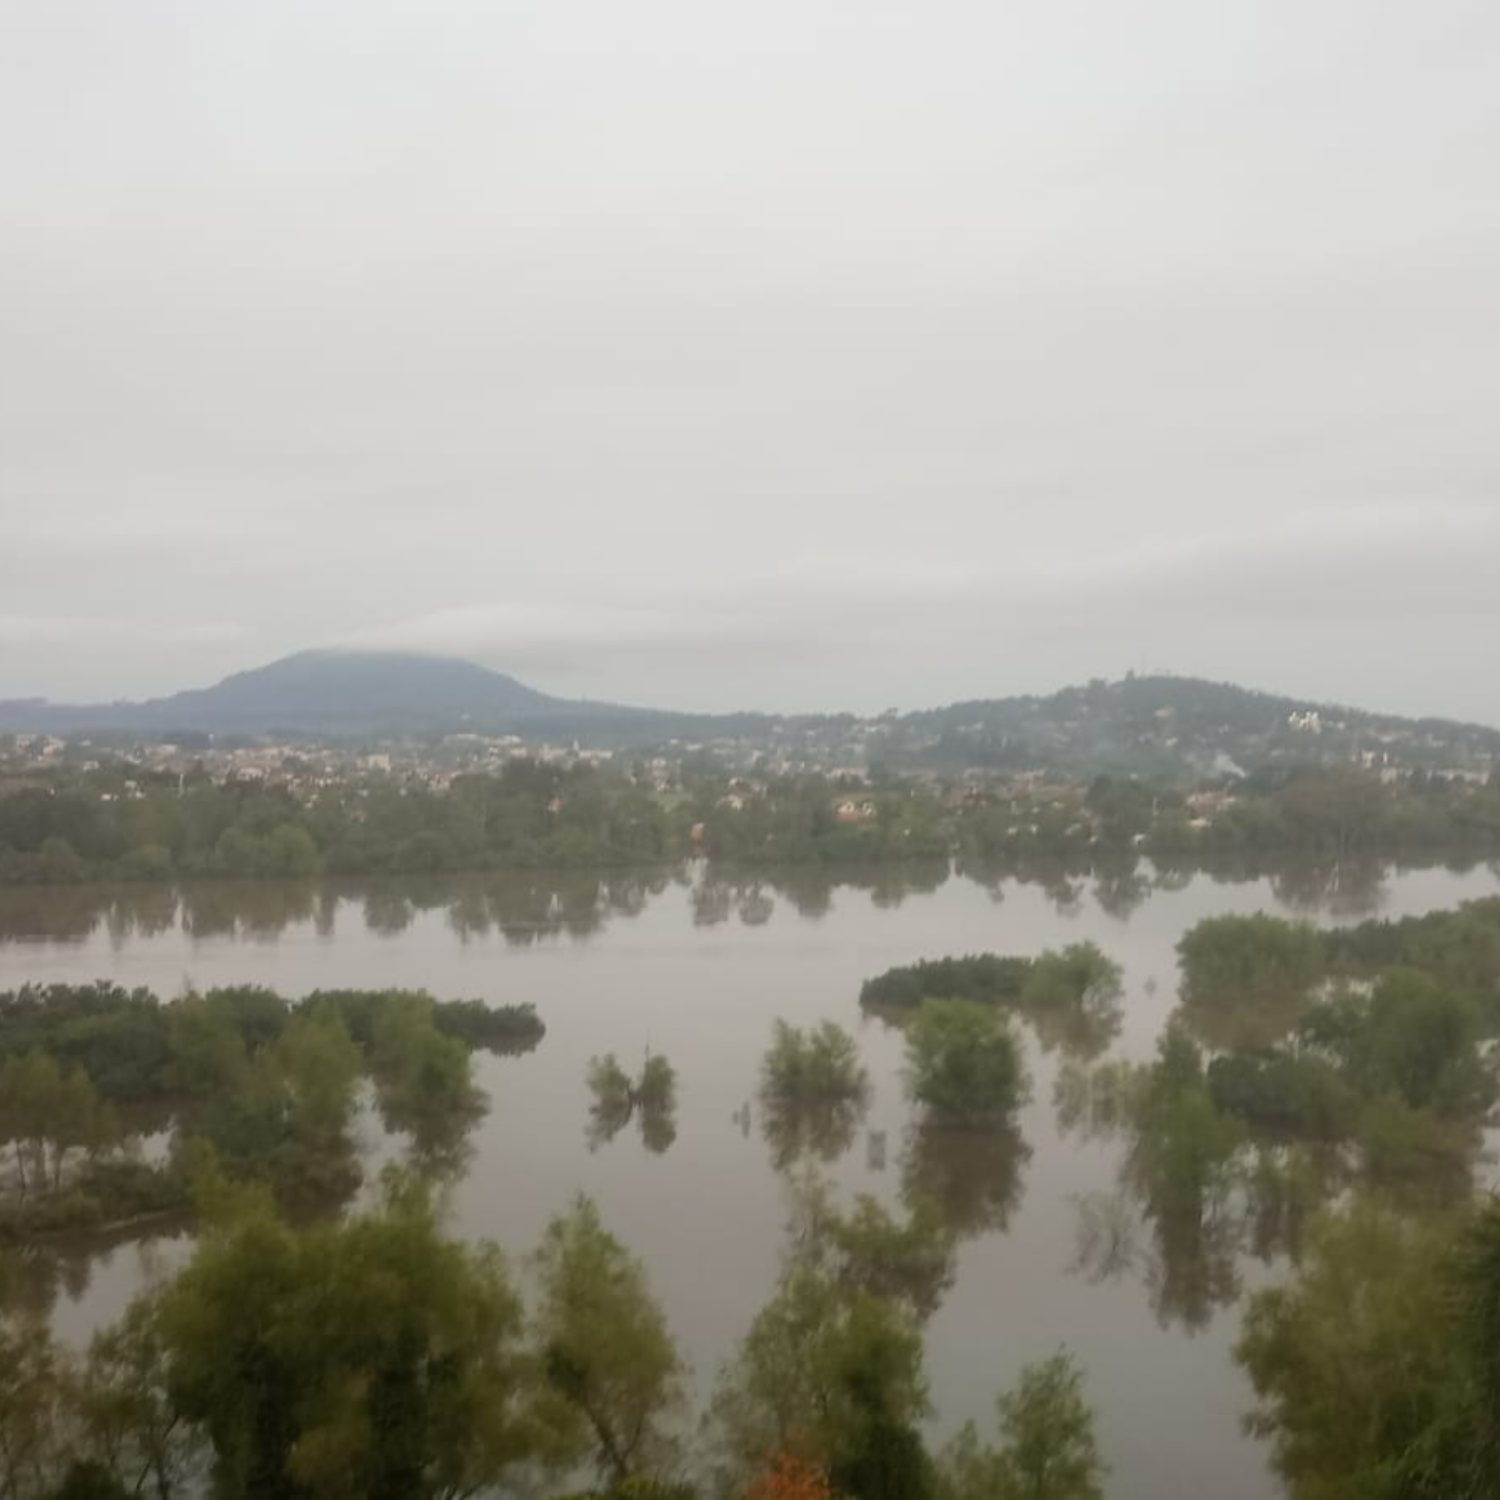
1178, 895, 1500, 1032
0, 1171, 1110, 1500
4, 757, 1499, 886
0, 983, 542, 1239
961, 766, 1500, 864
0, 764, 949, 885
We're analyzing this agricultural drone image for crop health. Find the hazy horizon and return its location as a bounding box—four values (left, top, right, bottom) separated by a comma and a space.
5, 3, 1498, 720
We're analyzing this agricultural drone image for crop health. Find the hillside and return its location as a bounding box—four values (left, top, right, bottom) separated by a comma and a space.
878, 674, 1500, 780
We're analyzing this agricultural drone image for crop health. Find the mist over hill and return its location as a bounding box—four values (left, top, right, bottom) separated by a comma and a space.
1, 650, 1497, 780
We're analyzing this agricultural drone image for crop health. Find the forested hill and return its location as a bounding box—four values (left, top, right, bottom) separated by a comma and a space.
879, 674, 1500, 779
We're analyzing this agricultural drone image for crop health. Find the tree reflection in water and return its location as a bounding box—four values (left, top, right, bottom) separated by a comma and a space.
900, 1122, 1030, 1241
0, 848, 1441, 953
585, 1053, 679, 1156
760, 1095, 866, 1173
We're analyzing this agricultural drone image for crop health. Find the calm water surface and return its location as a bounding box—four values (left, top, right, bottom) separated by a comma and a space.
3, 857, 1497, 1500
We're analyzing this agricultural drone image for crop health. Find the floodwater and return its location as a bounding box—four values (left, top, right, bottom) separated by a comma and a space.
3, 854, 1497, 1500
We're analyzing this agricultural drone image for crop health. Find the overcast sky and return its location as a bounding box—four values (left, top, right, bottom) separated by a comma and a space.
3, 2, 1498, 721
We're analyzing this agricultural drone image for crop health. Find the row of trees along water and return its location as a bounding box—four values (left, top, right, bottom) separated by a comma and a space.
2, 757, 1499, 883
4, 896, 1500, 1496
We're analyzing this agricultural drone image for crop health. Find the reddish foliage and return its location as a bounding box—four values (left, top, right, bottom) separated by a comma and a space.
746, 1451, 833, 1500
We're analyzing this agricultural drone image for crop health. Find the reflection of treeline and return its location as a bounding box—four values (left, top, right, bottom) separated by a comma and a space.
0, 863, 975, 947
0, 982, 541, 1240
3, 756, 1496, 887
2, 849, 1464, 951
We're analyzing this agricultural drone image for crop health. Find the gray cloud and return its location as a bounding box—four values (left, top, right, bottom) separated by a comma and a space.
3, 2, 1498, 721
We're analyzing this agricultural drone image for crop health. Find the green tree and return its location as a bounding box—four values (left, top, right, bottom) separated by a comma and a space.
1176, 914, 1324, 1046
760, 1023, 869, 1170
761, 1022, 868, 1106
372, 996, 487, 1162
531, 1197, 684, 1484
1454, 1198, 1500, 1487
939, 1352, 1105, 1500
165, 997, 251, 1100
905, 1002, 1029, 1126
1343, 971, 1491, 1117
272, 1008, 362, 1150
1124, 1027, 1242, 1330
0, 1053, 116, 1202
1237, 1198, 1477, 1500
155, 1174, 562, 1500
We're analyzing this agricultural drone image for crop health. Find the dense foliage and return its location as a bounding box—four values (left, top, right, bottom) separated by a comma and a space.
1238, 1196, 1500, 1500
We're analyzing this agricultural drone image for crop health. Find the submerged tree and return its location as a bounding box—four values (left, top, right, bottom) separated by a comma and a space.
904, 1001, 1030, 1127
371, 994, 488, 1170
585, 1053, 678, 1154
759, 1022, 869, 1171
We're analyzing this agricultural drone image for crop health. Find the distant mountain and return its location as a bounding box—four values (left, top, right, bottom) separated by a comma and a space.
1, 655, 1496, 779
0, 650, 653, 738
145, 651, 563, 734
